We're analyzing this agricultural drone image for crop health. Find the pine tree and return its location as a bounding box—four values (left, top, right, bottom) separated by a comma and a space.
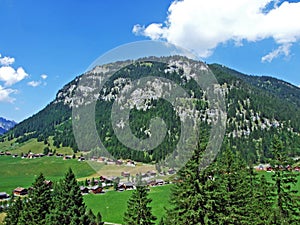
123, 176, 156, 225
210, 147, 255, 224
251, 174, 274, 224
46, 168, 91, 225
4, 197, 23, 225
270, 135, 300, 224
165, 137, 215, 224
18, 173, 52, 225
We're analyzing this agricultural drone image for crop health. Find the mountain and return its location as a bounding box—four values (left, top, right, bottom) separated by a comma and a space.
1, 56, 300, 163
0, 117, 17, 135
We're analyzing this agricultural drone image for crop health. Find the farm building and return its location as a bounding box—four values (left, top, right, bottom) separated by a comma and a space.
80, 186, 89, 194
13, 187, 28, 196
90, 185, 103, 194
0, 192, 8, 199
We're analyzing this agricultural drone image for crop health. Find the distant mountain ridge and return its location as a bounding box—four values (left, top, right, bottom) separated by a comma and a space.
2, 56, 300, 163
0, 117, 17, 135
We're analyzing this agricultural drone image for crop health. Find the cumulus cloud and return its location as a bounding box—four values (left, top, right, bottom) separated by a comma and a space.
27, 80, 41, 87
0, 54, 15, 66
0, 85, 16, 103
0, 66, 28, 86
41, 74, 47, 80
0, 54, 29, 86
133, 0, 300, 61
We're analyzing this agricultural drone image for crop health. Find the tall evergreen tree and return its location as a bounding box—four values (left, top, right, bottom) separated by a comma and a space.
210, 147, 256, 224
4, 197, 23, 225
123, 175, 156, 225
165, 136, 216, 225
270, 135, 300, 224
46, 168, 91, 225
18, 173, 52, 225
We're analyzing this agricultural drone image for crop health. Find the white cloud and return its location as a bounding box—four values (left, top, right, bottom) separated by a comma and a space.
261, 43, 291, 62
0, 85, 16, 103
0, 54, 15, 66
0, 66, 28, 86
0, 53, 29, 86
41, 74, 47, 80
27, 80, 41, 87
133, 0, 300, 61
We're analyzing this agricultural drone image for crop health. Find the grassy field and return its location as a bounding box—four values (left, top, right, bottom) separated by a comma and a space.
1, 155, 300, 224
0, 136, 73, 155
0, 156, 158, 193
84, 185, 172, 224
0, 156, 99, 193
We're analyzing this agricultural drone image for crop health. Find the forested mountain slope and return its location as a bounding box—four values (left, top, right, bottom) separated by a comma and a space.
1, 56, 300, 163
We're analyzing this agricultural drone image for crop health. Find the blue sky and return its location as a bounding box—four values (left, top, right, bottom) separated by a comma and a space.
0, 0, 300, 122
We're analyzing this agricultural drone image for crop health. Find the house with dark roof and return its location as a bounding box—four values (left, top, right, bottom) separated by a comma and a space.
90, 185, 103, 194
13, 187, 28, 196
0, 192, 9, 199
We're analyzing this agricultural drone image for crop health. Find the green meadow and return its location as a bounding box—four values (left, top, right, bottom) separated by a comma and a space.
0, 156, 98, 193
1, 155, 300, 225
84, 185, 172, 224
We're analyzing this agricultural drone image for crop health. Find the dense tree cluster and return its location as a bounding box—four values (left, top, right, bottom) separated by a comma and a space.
161, 135, 300, 224
4, 169, 103, 225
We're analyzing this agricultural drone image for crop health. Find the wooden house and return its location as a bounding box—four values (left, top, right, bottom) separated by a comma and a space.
0, 192, 8, 199
13, 187, 28, 196
90, 185, 103, 194
80, 186, 89, 194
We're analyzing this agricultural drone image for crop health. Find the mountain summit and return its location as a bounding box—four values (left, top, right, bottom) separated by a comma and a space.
2, 56, 300, 163
0, 117, 17, 135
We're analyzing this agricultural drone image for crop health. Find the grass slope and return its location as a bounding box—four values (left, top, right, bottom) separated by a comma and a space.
0, 137, 73, 155
0, 156, 98, 193
84, 185, 172, 224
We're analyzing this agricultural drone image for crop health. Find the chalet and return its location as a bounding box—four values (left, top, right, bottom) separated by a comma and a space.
126, 160, 135, 167
118, 182, 134, 190
56, 153, 64, 157
78, 157, 85, 161
155, 179, 164, 185
121, 171, 130, 177
12, 154, 18, 158
90, 185, 103, 194
97, 157, 106, 162
0, 192, 8, 199
0, 152, 4, 156
47, 153, 54, 156
13, 187, 28, 196
106, 159, 116, 165
100, 176, 114, 185
147, 179, 164, 186
116, 160, 123, 165
5, 152, 11, 156
63, 155, 72, 160
147, 180, 156, 186
80, 186, 89, 194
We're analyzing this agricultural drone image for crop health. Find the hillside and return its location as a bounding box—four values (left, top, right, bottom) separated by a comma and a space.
1, 56, 300, 164
0, 117, 16, 135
